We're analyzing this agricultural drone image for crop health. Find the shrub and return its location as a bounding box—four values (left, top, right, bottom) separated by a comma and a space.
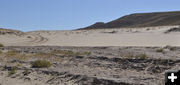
169, 47, 176, 51
23, 69, 31, 76
164, 27, 180, 33
164, 45, 176, 51
8, 66, 17, 76
162, 59, 169, 64
156, 48, 164, 53
0, 43, 4, 47
32, 60, 51, 68
0, 50, 2, 54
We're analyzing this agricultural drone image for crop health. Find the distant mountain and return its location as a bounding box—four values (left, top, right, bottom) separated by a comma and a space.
80, 11, 180, 29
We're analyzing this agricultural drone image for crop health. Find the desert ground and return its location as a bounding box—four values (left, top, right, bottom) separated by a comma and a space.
0, 26, 180, 46
0, 26, 180, 85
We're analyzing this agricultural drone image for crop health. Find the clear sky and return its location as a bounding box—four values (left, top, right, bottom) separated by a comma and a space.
0, 0, 180, 31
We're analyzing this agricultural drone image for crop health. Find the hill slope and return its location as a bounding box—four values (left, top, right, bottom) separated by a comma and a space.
0, 28, 24, 35
81, 11, 180, 29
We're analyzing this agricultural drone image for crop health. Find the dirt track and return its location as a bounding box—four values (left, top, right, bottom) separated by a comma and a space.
28, 34, 48, 45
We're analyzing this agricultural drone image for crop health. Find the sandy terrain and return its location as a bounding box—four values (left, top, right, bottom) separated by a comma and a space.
0, 26, 180, 46
0, 26, 180, 85
0, 46, 180, 85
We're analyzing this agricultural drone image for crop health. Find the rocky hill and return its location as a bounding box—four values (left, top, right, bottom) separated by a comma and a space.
80, 11, 180, 29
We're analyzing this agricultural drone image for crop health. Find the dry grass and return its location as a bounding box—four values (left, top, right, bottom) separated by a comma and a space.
33, 52, 53, 58
51, 50, 91, 56
2, 50, 63, 62
4, 50, 31, 61
123, 53, 148, 59
2, 49, 91, 62
6, 50, 18, 57
135, 54, 147, 59
31, 50, 91, 62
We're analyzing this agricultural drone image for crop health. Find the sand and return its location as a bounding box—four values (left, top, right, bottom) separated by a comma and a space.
0, 26, 180, 46
0, 26, 180, 85
0, 46, 180, 85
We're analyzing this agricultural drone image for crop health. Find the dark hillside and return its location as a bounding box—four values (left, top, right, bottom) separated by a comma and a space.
80, 11, 180, 29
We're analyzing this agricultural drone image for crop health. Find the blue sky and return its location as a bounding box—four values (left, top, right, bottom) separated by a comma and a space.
0, 0, 180, 31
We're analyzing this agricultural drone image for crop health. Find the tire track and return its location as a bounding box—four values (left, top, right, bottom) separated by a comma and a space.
26, 33, 48, 45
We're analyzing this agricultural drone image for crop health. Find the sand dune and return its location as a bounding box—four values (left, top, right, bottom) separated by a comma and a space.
0, 26, 180, 46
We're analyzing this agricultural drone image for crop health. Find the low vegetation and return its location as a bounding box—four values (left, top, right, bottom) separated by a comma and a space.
169, 47, 176, 51
6, 50, 18, 56
23, 69, 31, 76
8, 66, 17, 76
0, 43, 4, 47
0, 50, 2, 54
32, 60, 51, 68
51, 50, 91, 56
164, 27, 180, 33
124, 53, 148, 59
156, 48, 164, 53
164, 45, 176, 51
33, 53, 52, 58
135, 54, 147, 59
32, 51, 91, 60
5, 51, 29, 61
